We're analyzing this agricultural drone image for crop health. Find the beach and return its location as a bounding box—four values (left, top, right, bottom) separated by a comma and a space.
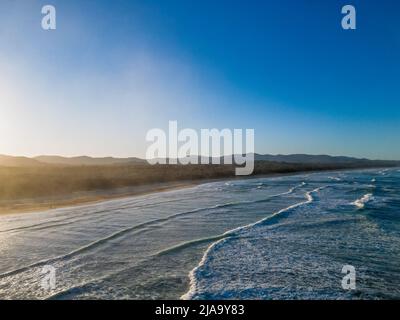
1, 168, 399, 299
0, 180, 200, 216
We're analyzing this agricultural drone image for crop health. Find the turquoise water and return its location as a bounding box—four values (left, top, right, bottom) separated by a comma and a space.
0, 168, 399, 299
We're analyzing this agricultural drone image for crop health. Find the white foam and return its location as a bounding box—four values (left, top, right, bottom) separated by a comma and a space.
181, 184, 324, 300
379, 169, 389, 176
352, 193, 373, 209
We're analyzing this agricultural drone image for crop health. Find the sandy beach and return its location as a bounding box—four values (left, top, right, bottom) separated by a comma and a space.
0, 180, 200, 216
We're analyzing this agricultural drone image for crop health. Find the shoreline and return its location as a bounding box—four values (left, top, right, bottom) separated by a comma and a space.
0, 180, 202, 216
0, 166, 396, 216
0, 172, 291, 216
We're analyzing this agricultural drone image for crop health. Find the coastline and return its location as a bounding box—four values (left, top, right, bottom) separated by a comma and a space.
0, 181, 200, 216
0, 172, 293, 216
0, 166, 396, 216
1, 167, 399, 299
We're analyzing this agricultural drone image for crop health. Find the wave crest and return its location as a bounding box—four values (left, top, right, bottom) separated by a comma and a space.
352, 193, 373, 209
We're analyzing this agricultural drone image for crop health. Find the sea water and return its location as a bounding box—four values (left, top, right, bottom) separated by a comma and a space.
0, 168, 399, 299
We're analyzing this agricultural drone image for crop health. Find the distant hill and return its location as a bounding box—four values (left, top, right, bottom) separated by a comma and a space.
253, 153, 369, 164
0, 153, 398, 167
34, 156, 145, 166
0, 155, 44, 167
168, 153, 383, 165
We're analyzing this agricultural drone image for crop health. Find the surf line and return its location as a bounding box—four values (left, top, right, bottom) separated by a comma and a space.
0, 183, 305, 279
181, 186, 326, 300
154, 182, 307, 256
352, 193, 373, 209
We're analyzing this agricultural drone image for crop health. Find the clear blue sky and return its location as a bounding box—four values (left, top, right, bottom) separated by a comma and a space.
0, 0, 399, 159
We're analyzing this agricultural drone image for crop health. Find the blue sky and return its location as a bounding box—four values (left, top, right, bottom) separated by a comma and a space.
0, 0, 399, 159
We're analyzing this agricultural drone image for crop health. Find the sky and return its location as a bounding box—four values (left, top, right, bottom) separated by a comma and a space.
0, 0, 399, 160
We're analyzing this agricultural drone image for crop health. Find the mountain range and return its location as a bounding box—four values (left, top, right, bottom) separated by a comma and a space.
0, 154, 398, 167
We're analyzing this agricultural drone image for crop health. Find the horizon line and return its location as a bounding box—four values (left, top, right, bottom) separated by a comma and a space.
1, 153, 399, 162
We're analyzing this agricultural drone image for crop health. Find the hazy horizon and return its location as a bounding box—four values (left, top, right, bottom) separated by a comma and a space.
1, 152, 399, 162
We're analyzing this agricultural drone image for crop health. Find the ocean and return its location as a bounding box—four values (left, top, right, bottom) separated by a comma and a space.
0, 168, 399, 299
